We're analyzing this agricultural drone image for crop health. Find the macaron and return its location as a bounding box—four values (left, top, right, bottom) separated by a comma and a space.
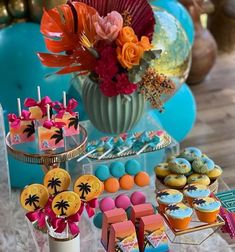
134, 172, 150, 187
119, 175, 134, 190
125, 159, 141, 175
126, 206, 132, 220
192, 157, 215, 174
93, 212, 103, 229
207, 165, 223, 180
110, 161, 126, 178
179, 147, 202, 162
130, 191, 146, 205
168, 158, 192, 175
104, 177, 120, 193
95, 165, 111, 181
99, 197, 116, 212
115, 194, 131, 210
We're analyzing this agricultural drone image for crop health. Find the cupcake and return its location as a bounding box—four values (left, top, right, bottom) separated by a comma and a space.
165, 203, 193, 230
187, 174, 210, 186
179, 147, 202, 162
183, 183, 210, 206
192, 157, 215, 174
155, 163, 171, 178
164, 174, 187, 189
169, 158, 192, 175
193, 197, 221, 223
207, 165, 223, 180
156, 189, 183, 213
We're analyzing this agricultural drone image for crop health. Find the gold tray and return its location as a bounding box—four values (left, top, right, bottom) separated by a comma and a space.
87, 130, 172, 160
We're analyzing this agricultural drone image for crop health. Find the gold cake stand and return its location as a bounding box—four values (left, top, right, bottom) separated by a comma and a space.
5, 124, 88, 172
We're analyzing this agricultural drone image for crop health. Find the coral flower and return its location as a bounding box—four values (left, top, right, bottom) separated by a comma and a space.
116, 26, 138, 47
138, 36, 153, 51
92, 11, 123, 42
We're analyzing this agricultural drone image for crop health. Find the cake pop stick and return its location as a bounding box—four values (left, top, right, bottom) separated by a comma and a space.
47, 104, 50, 121
37, 86, 41, 102
98, 137, 114, 160
17, 98, 22, 117
63, 91, 67, 108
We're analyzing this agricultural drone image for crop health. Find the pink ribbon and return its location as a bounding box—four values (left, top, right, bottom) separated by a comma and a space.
220, 207, 235, 239
51, 213, 80, 236
8, 110, 31, 129
78, 199, 98, 218
24, 96, 52, 115
52, 99, 78, 119
43, 120, 66, 129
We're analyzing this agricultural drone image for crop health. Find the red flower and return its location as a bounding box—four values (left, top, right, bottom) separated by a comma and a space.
100, 79, 118, 97
116, 74, 137, 95
95, 45, 118, 79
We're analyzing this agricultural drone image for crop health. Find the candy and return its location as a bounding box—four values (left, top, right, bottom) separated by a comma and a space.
130, 191, 146, 205
125, 159, 141, 175
95, 165, 111, 181
110, 161, 126, 178
93, 212, 103, 229
98, 137, 114, 160
134, 172, 150, 187
115, 194, 131, 210
119, 174, 134, 190
104, 177, 120, 193
100, 197, 116, 212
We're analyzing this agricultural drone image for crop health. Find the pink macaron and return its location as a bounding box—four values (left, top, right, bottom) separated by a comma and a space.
115, 194, 131, 210
130, 191, 146, 205
99, 197, 116, 212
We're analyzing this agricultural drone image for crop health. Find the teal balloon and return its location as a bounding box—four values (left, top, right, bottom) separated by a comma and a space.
150, 0, 194, 45
148, 84, 197, 142
0, 23, 71, 188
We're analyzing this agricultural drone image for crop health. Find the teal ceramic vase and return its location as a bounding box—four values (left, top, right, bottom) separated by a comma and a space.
82, 77, 145, 134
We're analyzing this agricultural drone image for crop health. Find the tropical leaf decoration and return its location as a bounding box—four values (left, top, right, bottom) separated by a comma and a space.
25, 194, 40, 210
47, 178, 62, 194
54, 199, 70, 216
156, 191, 170, 198
166, 204, 180, 211
73, 0, 155, 40
38, 2, 98, 75
68, 116, 79, 130
51, 129, 64, 144
185, 185, 198, 192
193, 199, 206, 206
77, 182, 91, 200
23, 121, 35, 138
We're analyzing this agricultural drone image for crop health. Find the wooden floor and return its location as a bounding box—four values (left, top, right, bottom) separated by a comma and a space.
182, 51, 235, 189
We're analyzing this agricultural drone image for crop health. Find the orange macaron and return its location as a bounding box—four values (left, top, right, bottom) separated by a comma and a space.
104, 177, 120, 193
134, 172, 150, 187
119, 174, 134, 190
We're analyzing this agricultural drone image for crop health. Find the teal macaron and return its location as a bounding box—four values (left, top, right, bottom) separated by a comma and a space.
110, 161, 126, 178
95, 165, 111, 181
125, 159, 141, 175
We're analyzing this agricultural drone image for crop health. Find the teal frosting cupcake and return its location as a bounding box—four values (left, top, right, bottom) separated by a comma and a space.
169, 158, 192, 174
192, 157, 215, 174
193, 197, 221, 212
179, 147, 202, 162
166, 203, 193, 219
156, 189, 183, 205
183, 183, 210, 198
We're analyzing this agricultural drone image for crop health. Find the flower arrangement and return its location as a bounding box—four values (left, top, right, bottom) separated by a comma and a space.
38, 0, 176, 110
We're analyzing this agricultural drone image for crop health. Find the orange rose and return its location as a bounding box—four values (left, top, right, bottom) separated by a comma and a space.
138, 36, 153, 51
116, 26, 138, 47
117, 42, 144, 69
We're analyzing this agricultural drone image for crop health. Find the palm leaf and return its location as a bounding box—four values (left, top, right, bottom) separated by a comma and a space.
55, 136, 63, 145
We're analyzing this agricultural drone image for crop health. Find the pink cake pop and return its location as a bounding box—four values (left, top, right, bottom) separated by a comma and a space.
99, 197, 116, 212
130, 191, 146, 205
115, 194, 131, 210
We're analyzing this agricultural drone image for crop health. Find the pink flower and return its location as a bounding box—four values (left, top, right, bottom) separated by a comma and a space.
116, 74, 137, 95
100, 79, 118, 97
92, 11, 123, 42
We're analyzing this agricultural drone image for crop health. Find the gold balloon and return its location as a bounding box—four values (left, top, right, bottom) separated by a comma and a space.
0, 2, 11, 25
28, 0, 67, 23
8, 0, 28, 19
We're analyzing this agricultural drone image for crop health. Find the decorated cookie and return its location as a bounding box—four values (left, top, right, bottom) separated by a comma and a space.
164, 174, 187, 189
193, 197, 221, 223
95, 165, 111, 181
104, 177, 120, 193
74, 175, 103, 201
166, 203, 193, 230
192, 157, 215, 174
207, 165, 223, 180
125, 159, 141, 175
154, 163, 171, 178
44, 168, 71, 195
179, 147, 202, 162
183, 183, 210, 206
134, 172, 150, 187
110, 161, 126, 178
187, 174, 210, 186
20, 184, 49, 212
168, 158, 192, 175
52, 191, 81, 217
